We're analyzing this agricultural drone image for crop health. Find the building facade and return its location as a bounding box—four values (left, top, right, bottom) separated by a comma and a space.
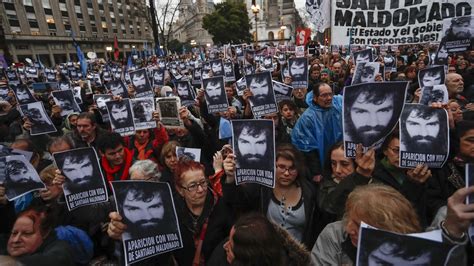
170, 0, 214, 47
0, 0, 153, 66
246, 0, 303, 46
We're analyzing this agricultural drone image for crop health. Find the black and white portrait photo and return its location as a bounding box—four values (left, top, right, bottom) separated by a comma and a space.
12, 84, 36, 104
131, 97, 156, 130
419, 85, 449, 105
262, 56, 274, 72
442, 15, 474, 52
51, 90, 81, 117
72, 86, 82, 104
399, 104, 449, 168
434, 40, 449, 66
232, 119, 275, 188
235, 77, 247, 96
224, 62, 236, 82
343, 82, 408, 157
6, 70, 20, 85
129, 68, 153, 98
418, 66, 445, 89
192, 67, 202, 85
155, 97, 183, 128
384, 55, 397, 73
19, 101, 57, 135
280, 64, 290, 81
25, 66, 38, 79
244, 49, 255, 65
357, 225, 454, 266
93, 94, 113, 122
53, 147, 108, 210
106, 79, 129, 98
243, 64, 254, 76
106, 99, 135, 136
353, 48, 373, 65
169, 68, 183, 80
176, 146, 201, 162
235, 45, 244, 59
210, 59, 224, 77
59, 81, 71, 91
288, 57, 308, 89
245, 71, 278, 117
203, 76, 229, 113
351, 62, 380, 85
111, 181, 182, 265
272, 81, 294, 103
174, 80, 195, 107
2, 155, 45, 201
152, 68, 165, 87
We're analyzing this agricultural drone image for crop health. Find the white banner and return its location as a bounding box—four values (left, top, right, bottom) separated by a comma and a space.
331, 0, 473, 45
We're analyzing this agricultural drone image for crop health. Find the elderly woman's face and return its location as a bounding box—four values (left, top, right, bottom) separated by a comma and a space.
8, 216, 44, 257
178, 169, 207, 207
344, 209, 362, 247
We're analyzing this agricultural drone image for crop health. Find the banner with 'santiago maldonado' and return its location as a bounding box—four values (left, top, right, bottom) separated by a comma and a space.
331, 0, 473, 45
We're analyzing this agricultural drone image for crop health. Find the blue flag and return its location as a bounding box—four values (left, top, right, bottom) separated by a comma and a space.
127, 55, 133, 70
71, 32, 88, 76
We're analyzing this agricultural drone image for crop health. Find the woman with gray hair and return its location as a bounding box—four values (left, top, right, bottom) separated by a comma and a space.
128, 159, 161, 181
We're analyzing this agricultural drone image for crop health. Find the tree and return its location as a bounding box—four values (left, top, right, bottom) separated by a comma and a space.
131, 0, 182, 52
202, 2, 252, 45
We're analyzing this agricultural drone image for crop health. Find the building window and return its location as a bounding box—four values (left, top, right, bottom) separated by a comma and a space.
77, 13, 83, 18
42, 0, 51, 8
23, 0, 33, 6
9, 19, 20, 27
25, 5, 34, 12
44, 8, 53, 15
268, 31, 274, 40
79, 25, 86, 32
16, 44, 30, 50
3, 3, 15, 10
74, 0, 80, 5
61, 11, 68, 17
10, 26, 21, 33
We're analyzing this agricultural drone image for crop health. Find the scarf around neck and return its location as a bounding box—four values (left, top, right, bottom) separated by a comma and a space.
101, 147, 133, 182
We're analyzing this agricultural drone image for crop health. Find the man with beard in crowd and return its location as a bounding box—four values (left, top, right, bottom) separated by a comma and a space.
204, 78, 227, 107
289, 58, 308, 82
444, 15, 473, 42
420, 67, 443, 88
116, 182, 175, 241
57, 151, 103, 195
344, 85, 398, 147
109, 101, 133, 129
400, 107, 447, 155
234, 123, 273, 170
24, 106, 56, 134
247, 73, 273, 107
67, 112, 107, 150
14, 86, 34, 104
4, 159, 44, 199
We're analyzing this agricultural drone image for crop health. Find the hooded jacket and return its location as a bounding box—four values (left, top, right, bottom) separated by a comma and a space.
291, 91, 343, 169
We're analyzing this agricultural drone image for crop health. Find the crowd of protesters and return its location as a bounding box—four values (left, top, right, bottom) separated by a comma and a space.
0, 40, 473, 266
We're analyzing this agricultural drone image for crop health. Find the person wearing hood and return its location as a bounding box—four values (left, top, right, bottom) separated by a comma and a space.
291, 82, 343, 181
62, 112, 79, 135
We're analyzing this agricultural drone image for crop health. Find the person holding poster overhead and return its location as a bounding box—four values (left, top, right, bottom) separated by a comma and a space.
222, 144, 324, 249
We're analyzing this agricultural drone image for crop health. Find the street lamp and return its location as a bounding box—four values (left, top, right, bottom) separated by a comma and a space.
105, 46, 112, 60
251, 4, 260, 47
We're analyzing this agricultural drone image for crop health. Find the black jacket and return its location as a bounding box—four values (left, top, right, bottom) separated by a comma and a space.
173, 186, 235, 265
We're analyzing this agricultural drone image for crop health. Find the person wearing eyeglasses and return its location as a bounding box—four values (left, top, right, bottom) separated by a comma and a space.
107, 158, 236, 265
223, 143, 326, 250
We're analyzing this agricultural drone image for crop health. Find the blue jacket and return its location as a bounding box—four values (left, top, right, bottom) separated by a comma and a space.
291, 91, 343, 167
